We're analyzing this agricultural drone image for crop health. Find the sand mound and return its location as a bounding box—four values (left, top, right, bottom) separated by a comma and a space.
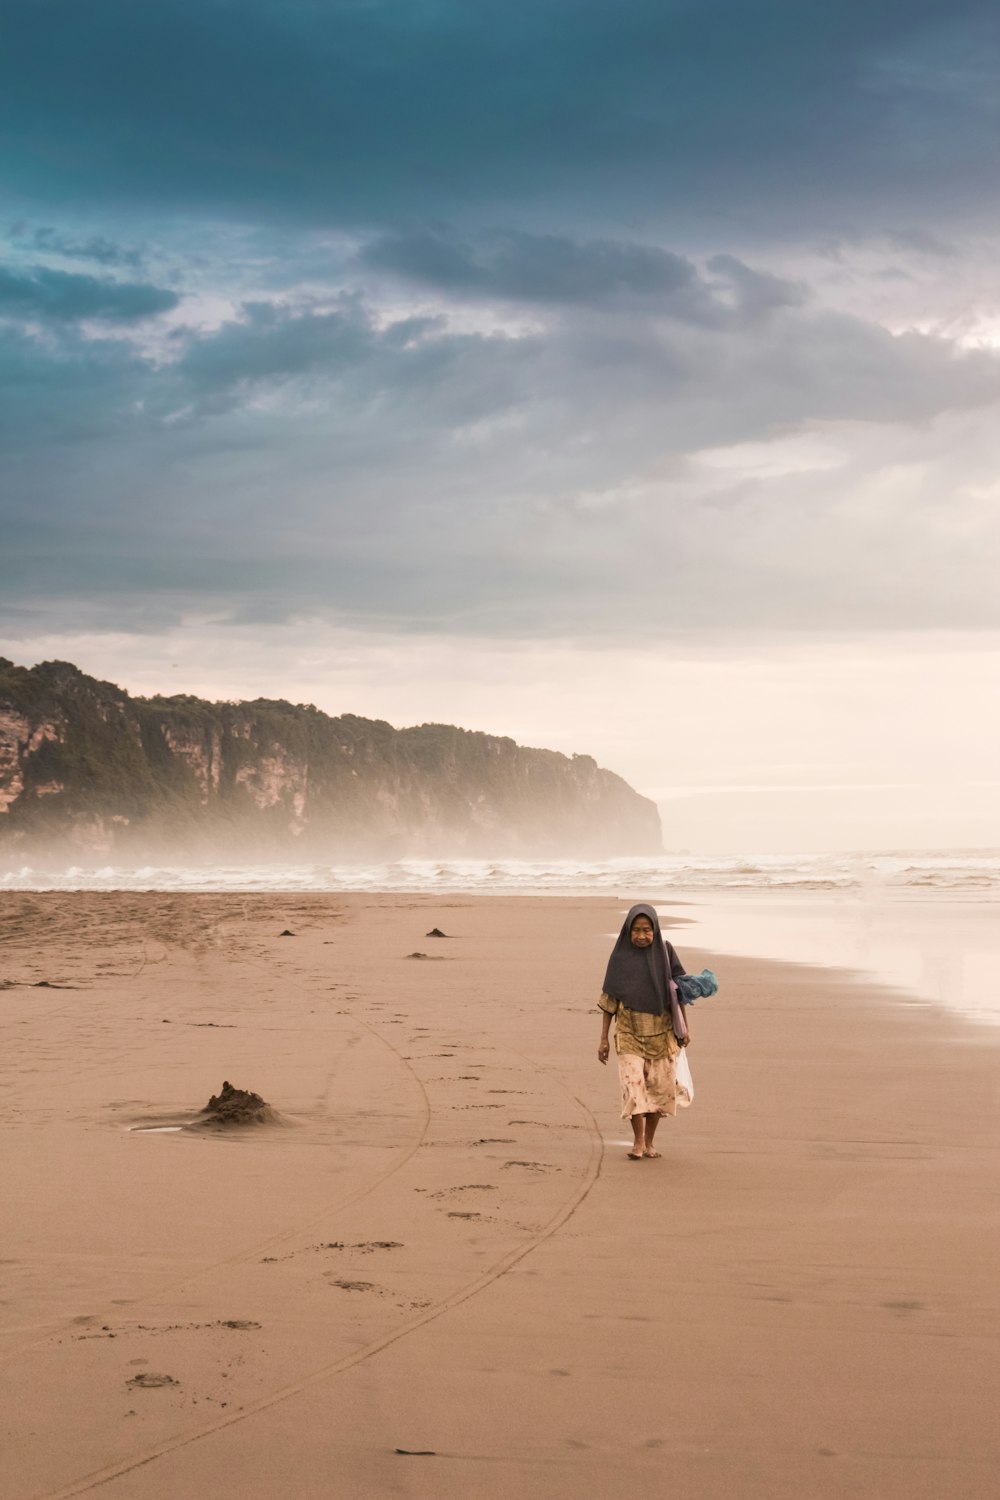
196, 1080, 279, 1128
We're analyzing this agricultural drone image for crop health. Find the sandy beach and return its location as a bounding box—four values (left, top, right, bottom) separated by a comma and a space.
1, 891, 998, 1500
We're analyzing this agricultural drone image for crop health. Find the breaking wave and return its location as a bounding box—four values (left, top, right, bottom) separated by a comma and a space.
3, 850, 1000, 894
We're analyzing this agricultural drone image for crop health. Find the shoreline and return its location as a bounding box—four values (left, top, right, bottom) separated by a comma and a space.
669, 885, 1000, 1031
1, 891, 998, 1499
3, 869, 997, 1029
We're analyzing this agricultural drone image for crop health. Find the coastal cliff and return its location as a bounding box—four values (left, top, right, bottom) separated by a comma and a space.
0, 659, 662, 858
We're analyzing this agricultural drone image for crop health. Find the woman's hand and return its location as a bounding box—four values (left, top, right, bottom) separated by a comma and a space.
597, 1040, 610, 1065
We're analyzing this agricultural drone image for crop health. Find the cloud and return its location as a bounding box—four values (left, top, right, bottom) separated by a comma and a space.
9, 223, 145, 268
882, 227, 957, 258
2, 261, 999, 639
359, 231, 809, 324
0, 321, 151, 445
2, 2, 999, 658
705, 255, 808, 317
0, 264, 178, 322
360, 229, 718, 316
2, 2, 999, 237
175, 296, 378, 406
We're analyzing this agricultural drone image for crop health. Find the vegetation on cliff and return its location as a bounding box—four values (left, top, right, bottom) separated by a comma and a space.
0, 659, 662, 857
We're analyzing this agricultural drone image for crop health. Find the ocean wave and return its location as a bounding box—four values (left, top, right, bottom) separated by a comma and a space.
2, 851, 1000, 894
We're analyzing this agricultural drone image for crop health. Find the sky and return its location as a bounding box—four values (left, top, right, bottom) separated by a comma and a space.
2, 0, 999, 852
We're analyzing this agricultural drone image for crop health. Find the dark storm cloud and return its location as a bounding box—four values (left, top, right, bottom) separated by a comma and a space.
8, 275, 984, 465
3, 278, 1000, 636
3, 0, 1000, 645
2, 1, 998, 234
0, 265, 179, 322
360, 230, 717, 316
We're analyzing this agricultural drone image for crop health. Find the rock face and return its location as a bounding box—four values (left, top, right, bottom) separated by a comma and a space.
0, 658, 662, 858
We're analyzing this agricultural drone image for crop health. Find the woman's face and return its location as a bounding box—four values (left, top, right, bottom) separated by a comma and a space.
629, 915, 655, 948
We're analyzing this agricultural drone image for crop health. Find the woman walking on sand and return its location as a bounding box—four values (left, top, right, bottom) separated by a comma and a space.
597, 903, 693, 1160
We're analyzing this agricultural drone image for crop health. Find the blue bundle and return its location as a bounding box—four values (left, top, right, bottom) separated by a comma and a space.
676, 968, 718, 1005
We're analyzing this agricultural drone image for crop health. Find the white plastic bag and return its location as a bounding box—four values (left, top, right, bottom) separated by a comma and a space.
676, 1048, 694, 1107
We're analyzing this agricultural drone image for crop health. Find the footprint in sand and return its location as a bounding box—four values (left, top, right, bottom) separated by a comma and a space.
314, 1241, 403, 1254
501, 1160, 559, 1173
430, 1184, 497, 1199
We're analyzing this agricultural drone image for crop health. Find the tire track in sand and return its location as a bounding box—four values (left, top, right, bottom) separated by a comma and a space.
0, 1001, 432, 1369
33, 1052, 604, 1500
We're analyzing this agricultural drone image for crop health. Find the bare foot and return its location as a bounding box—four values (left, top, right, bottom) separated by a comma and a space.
643, 1149, 662, 1158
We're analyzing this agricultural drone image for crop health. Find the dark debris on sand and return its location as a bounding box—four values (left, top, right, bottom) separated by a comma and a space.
198, 1080, 276, 1127
1, 979, 79, 989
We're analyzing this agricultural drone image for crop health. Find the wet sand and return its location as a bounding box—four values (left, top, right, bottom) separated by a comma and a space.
1, 891, 997, 1500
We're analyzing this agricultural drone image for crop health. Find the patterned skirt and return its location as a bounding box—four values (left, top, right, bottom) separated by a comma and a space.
617, 1050, 692, 1119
